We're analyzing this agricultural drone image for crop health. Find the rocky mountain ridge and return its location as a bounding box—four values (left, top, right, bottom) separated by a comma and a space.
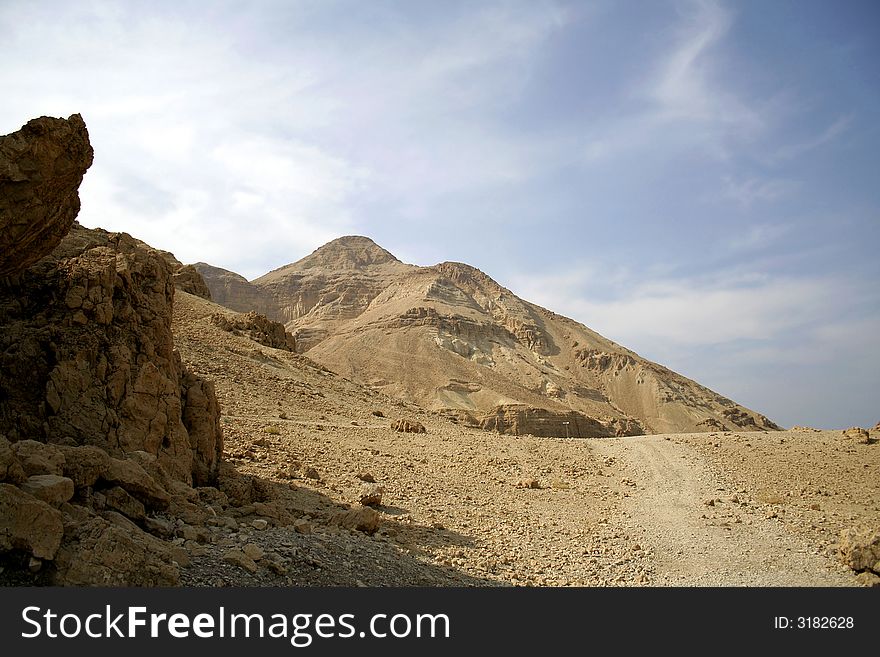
196, 238, 780, 436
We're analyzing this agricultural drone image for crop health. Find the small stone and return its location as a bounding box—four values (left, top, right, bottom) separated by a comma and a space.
251, 519, 269, 530
242, 543, 264, 561
359, 484, 384, 507
266, 559, 288, 575
185, 540, 208, 557
518, 478, 541, 489
293, 519, 312, 534
357, 472, 376, 483
222, 549, 258, 573
304, 467, 320, 480
28, 557, 42, 573
169, 546, 191, 568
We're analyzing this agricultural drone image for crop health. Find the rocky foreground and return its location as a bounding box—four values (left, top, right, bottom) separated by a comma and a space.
1, 115, 877, 587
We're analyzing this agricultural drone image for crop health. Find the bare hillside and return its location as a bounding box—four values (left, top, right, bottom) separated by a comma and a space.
196, 237, 779, 436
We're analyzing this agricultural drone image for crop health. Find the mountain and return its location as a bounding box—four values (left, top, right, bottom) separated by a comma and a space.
194, 237, 780, 437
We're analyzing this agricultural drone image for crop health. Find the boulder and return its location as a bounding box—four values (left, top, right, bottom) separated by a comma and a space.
103, 486, 146, 521
242, 543, 264, 561
333, 505, 381, 534
842, 427, 871, 444
103, 457, 170, 510
209, 311, 296, 351
57, 444, 110, 487
392, 419, 426, 434
0, 435, 26, 484
479, 405, 610, 438
11, 440, 65, 476
0, 114, 94, 278
52, 515, 179, 585
19, 474, 74, 507
838, 527, 880, 574
0, 483, 64, 559
358, 483, 384, 507
180, 372, 223, 485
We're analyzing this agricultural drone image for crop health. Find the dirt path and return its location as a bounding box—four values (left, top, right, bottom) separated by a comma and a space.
591, 435, 854, 586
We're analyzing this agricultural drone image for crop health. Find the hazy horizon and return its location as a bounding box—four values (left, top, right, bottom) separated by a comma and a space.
1, 0, 877, 429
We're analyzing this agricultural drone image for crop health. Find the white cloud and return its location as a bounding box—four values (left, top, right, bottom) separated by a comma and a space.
511, 266, 847, 348
0, 0, 572, 277
649, 0, 759, 132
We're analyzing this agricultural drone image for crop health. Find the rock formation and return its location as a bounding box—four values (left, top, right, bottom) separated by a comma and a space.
838, 526, 880, 586
198, 236, 780, 436
173, 264, 212, 300
210, 311, 296, 351
392, 419, 427, 434
0, 224, 222, 484
0, 114, 232, 586
0, 114, 94, 278
192, 262, 274, 316
478, 404, 614, 438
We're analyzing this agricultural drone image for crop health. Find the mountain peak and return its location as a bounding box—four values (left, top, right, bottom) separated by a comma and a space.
294, 235, 401, 271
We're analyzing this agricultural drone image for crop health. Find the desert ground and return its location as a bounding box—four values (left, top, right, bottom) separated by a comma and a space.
171, 291, 878, 587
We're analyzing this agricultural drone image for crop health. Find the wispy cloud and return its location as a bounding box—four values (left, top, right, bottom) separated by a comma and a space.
582, 0, 766, 164
648, 0, 759, 132
721, 176, 800, 208
769, 114, 853, 163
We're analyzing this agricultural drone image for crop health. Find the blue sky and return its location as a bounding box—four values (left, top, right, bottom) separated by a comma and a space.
1, 0, 877, 428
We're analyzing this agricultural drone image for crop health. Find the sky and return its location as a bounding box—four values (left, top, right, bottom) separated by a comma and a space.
1, 0, 878, 429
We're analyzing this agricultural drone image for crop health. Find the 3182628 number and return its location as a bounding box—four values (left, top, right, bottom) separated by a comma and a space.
797, 617, 853, 629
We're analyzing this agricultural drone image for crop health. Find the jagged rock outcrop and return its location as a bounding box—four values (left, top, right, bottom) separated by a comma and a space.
842, 427, 871, 444
0, 114, 94, 278
0, 223, 222, 484
172, 264, 212, 300
210, 311, 296, 351
392, 419, 427, 434
0, 127, 226, 588
479, 404, 613, 438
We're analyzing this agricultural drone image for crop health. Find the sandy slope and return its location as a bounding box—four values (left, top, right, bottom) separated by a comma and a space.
169, 291, 874, 586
